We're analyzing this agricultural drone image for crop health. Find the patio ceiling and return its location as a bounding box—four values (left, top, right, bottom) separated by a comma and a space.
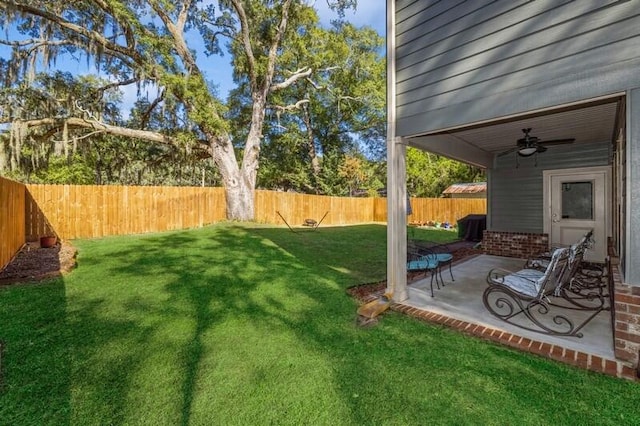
405, 96, 623, 169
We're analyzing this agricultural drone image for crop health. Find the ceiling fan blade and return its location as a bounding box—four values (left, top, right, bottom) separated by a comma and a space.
497, 146, 519, 157
538, 138, 575, 146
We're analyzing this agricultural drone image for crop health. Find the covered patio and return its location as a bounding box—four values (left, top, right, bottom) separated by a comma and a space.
394, 254, 616, 372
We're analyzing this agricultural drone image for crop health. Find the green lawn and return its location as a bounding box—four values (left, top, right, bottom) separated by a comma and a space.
1, 223, 638, 425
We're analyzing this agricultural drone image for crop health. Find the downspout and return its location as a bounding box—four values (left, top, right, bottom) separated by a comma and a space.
386, 0, 408, 302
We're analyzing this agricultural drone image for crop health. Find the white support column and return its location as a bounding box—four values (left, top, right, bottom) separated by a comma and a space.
387, 136, 408, 302
386, 0, 407, 301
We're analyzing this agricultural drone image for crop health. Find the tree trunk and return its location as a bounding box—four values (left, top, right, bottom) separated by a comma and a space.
224, 172, 255, 221
207, 131, 257, 221
302, 105, 321, 190
217, 96, 266, 221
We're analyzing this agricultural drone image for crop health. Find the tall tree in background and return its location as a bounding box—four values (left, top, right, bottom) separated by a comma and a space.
0, 0, 356, 220
226, 19, 385, 195
406, 147, 485, 198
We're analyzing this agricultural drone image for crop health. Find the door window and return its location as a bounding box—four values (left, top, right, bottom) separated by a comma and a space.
561, 181, 593, 220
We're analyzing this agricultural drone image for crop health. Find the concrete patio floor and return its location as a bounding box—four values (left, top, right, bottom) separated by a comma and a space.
401, 254, 614, 360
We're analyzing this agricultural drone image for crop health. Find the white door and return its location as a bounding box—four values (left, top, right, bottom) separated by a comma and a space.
545, 167, 609, 263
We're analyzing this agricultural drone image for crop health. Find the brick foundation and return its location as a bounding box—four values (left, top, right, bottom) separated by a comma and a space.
612, 259, 640, 375
482, 230, 549, 258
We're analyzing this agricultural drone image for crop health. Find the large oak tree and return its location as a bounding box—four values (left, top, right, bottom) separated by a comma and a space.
0, 0, 356, 220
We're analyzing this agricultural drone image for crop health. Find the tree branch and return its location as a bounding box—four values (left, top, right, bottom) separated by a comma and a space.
139, 90, 166, 130
91, 0, 137, 50
230, 0, 257, 88
264, 0, 294, 92
92, 78, 139, 99
13, 117, 180, 145
268, 99, 310, 112
270, 67, 313, 92
149, 0, 198, 73
0, 1, 148, 70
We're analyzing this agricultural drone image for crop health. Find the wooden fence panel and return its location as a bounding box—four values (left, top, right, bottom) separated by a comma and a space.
408, 197, 486, 226
25, 185, 227, 240
0, 177, 26, 270
255, 190, 377, 226
20, 184, 487, 240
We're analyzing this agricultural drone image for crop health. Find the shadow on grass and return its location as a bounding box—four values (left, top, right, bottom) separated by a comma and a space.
1, 223, 638, 424
0, 279, 71, 424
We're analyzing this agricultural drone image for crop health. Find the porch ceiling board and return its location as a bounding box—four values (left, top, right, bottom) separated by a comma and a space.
406, 134, 493, 168
405, 98, 620, 165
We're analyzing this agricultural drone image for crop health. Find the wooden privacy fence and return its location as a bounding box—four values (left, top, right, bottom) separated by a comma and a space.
407, 197, 486, 226
256, 190, 383, 226
0, 177, 26, 270
18, 184, 486, 241
25, 185, 227, 240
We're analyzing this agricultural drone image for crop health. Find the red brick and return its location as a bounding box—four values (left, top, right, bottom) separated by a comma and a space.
615, 338, 628, 349
483, 327, 496, 337
550, 346, 564, 361
604, 359, 618, 376
520, 338, 532, 349
616, 294, 640, 305
565, 349, 576, 361
590, 355, 604, 371
616, 321, 629, 332
577, 352, 589, 368
631, 287, 640, 296
530, 341, 542, 353
616, 331, 640, 344
629, 305, 640, 315
620, 365, 638, 381
616, 312, 631, 322
615, 303, 629, 313
615, 348, 636, 362
508, 334, 521, 344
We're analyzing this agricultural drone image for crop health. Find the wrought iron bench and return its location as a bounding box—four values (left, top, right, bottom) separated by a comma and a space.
483, 247, 571, 336
483, 241, 610, 337
525, 229, 609, 309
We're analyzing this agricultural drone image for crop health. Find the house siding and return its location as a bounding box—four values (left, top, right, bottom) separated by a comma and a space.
395, 0, 640, 136
489, 141, 609, 233
629, 88, 640, 285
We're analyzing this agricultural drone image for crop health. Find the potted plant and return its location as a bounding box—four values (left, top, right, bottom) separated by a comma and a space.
39, 235, 58, 248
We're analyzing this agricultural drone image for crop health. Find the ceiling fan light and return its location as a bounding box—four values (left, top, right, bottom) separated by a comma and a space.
518, 146, 537, 157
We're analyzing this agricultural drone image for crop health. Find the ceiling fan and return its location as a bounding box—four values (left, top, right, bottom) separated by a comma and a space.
498, 128, 576, 157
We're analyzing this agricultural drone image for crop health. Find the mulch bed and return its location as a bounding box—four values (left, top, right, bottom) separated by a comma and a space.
0, 241, 77, 286
347, 245, 483, 302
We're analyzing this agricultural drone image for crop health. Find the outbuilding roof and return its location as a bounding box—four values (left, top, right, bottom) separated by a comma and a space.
442, 182, 486, 195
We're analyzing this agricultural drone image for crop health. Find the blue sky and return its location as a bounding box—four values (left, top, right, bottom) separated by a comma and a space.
0, 2, 386, 113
